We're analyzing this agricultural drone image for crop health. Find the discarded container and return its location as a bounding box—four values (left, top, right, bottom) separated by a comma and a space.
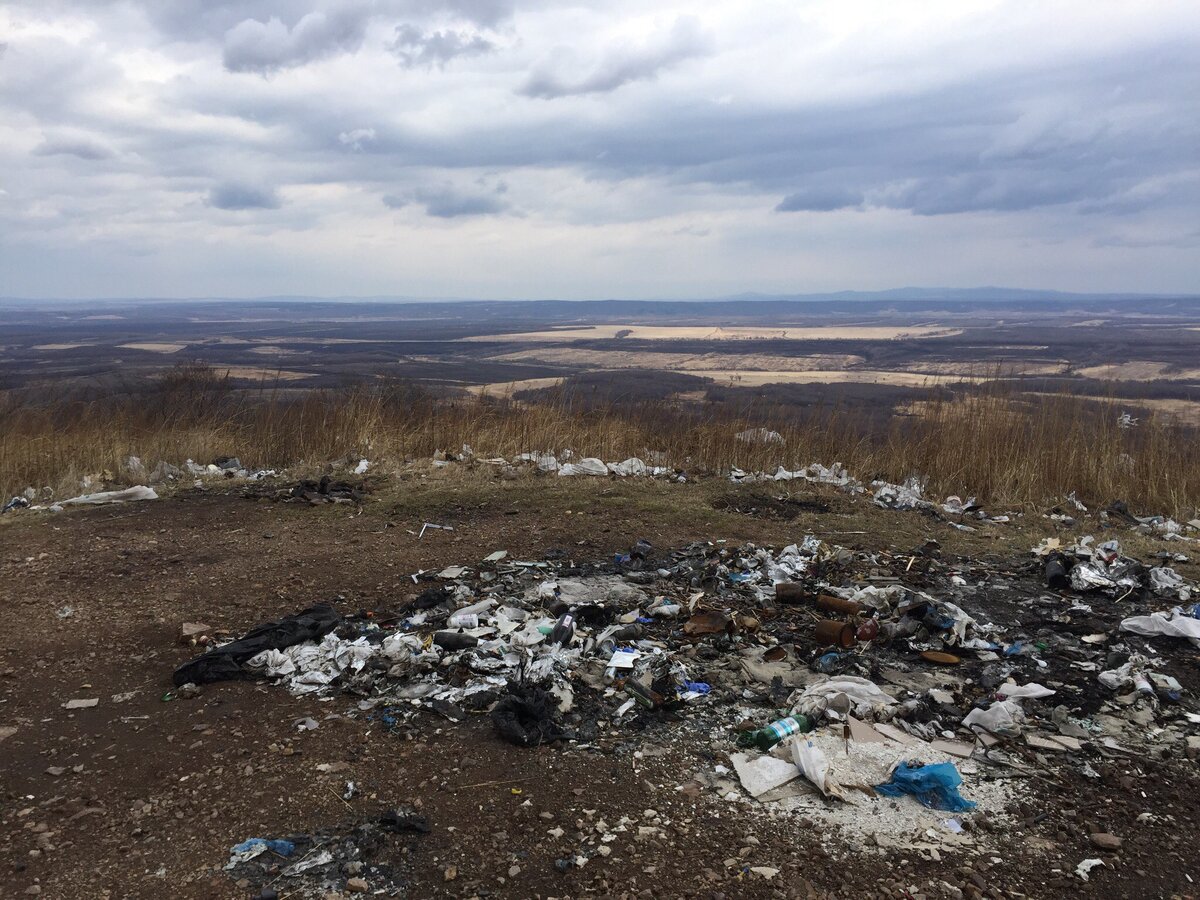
774, 583, 807, 603
550, 612, 576, 646
433, 632, 478, 650
447, 612, 479, 629
684, 610, 731, 636
814, 619, 856, 648
735, 715, 813, 750
920, 650, 961, 665
1045, 557, 1070, 590
816, 594, 862, 616
855, 618, 880, 642
813, 651, 851, 674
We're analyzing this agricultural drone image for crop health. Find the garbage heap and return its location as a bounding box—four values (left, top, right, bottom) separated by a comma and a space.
173, 531, 1200, 860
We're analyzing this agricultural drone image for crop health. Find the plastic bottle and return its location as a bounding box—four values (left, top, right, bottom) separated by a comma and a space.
447, 612, 479, 629
550, 612, 576, 646
735, 715, 812, 750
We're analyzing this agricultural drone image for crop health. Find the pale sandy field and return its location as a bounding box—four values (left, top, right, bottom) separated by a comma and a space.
461, 324, 963, 342
118, 342, 188, 353
1077, 361, 1200, 381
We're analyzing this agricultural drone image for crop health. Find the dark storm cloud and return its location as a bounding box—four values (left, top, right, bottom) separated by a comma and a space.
388, 24, 495, 69
208, 182, 281, 209
519, 16, 713, 98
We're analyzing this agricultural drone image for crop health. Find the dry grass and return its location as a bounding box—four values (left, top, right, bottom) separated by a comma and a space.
2, 364, 1197, 514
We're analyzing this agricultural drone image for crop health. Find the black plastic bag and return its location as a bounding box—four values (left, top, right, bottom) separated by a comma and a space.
172, 602, 340, 686
491, 683, 568, 747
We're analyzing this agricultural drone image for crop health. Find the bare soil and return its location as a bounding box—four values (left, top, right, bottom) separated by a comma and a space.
2, 474, 1198, 899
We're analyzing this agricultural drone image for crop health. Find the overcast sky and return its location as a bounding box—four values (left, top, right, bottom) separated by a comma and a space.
1, 1, 1198, 299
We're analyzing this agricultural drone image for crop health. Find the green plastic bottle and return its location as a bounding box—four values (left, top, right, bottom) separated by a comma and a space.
736, 715, 813, 750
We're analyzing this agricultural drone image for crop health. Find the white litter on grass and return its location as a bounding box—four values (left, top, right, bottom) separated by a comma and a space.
60, 485, 158, 506
557, 457, 608, 477
735, 428, 784, 445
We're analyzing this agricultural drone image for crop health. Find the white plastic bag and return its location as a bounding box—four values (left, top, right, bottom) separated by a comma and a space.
791, 738, 846, 800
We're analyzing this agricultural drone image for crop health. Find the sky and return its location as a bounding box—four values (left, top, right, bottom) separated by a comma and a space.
1, 0, 1198, 300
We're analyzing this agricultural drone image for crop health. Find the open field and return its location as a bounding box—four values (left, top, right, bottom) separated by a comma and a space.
682, 369, 985, 387
462, 324, 964, 342
488, 348, 868, 371
118, 342, 189, 354
2, 295, 1200, 479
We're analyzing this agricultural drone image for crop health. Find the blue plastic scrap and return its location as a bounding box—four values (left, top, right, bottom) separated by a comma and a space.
681, 681, 711, 694
230, 838, 295, 857
875, 762, 976, 812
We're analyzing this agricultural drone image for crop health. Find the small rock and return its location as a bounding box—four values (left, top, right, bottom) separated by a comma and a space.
443, 866, 458, 882
1090, 832, 1122, 852
346, 877, 369, 893
178, 623, 210, 645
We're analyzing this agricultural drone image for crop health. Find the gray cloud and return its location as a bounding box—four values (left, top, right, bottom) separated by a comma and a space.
383, 184, 508, 217
776, 187, 862, 213
208, 182, 281, 210
34, 132, 116, 161
222, 7, 372, 73
388, 24, 495, 69
519, 16, 713, 99
2, 1, 1199, 298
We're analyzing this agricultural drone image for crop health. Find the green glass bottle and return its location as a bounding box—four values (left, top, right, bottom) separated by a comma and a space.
735, 715, 813, 750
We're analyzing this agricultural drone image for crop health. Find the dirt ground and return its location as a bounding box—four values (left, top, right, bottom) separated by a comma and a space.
1, 472, 1198, 899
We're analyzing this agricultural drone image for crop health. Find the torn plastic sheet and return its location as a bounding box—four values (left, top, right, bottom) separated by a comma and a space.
872, 477, 929, 511
1120, 609, 1200, 647
875, 761, 976, 812
1148, 567, 1191, 600
246, 633, 376, 695
557, 458, 608, 477
60, 485, 158, 506
963, 699, 1026, 737
225, 838, 295, 869
791, 676, 896, 720
792, 738, 846, 800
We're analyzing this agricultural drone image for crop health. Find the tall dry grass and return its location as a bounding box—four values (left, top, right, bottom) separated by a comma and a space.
1, 365, 1196, 513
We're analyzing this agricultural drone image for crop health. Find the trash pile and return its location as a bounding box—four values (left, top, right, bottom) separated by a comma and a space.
223, 806, 429, 899
244, 475, 370, 505
173, 528, 1200, 868
437, 445, 687, 481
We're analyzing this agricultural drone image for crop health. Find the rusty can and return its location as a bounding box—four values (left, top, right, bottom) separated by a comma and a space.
816, 594, 862, 616
856, 618, 879, 642
814, 619, 856, 648
774, 582, 807, 603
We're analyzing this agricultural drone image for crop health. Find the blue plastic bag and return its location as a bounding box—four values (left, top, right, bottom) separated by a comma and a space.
875, 762, 976, 812
230, 838, 295, 857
